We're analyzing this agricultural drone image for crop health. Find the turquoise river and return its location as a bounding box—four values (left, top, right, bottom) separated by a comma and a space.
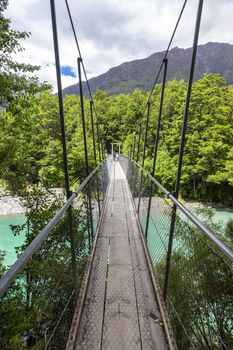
0, 208, 233, 269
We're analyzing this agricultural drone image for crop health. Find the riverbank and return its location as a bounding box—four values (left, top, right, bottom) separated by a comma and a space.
1, 194, 232, 219
185, 200, 233, 211
0, 187, 66, 216
0, 196, 25, 216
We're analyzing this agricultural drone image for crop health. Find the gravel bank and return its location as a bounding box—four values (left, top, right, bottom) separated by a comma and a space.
0, 196, 25, 216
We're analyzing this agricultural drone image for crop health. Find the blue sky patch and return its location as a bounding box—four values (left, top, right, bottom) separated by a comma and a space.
61, 66, 77, 78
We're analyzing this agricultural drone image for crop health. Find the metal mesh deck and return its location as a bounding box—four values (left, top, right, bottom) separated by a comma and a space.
69, 161, 170, 350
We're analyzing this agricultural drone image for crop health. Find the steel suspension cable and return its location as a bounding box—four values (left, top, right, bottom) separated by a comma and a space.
64, 0, 95, 103
64, 0, 104, 153
142, 0, 188, 115
65, 0, 188, 156
133, 0, 188, 168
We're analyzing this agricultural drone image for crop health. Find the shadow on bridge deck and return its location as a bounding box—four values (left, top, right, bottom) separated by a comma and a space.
67, 161, 173, 350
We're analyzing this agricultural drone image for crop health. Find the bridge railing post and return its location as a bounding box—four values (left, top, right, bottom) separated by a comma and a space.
90, 100, 101, 216
77, 56, 94, 247
145, 58, 168, 240
129, 143, 133, 159
100, 139, 103, 161
137, 102, 150, 214
50, 0, 78, 298
90, 100, 97, 165
96, 121, 102, 162
136, 118, 142, 164
128, 134, 136, 194
163, 0, 204, 301
131, 120, 142, 200
132, 134, 136, 160
127, 144, 133, 180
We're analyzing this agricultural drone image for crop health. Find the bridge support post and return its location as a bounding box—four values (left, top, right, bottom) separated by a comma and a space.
100, 139, 103, 160
145, 58, 168, 240
77, 57, 94, 247
129, 135, 137, 189
136, 120, 142, 164
96, 121, 102, 162
137, 102, 150, 214
163, 0, 204, 301
50, 0, 78, 298
90, 100, 101, 216
129, 144, 133, 159
132, 134, 136, 160
132, 120, 142, 199
90, 100, 97, 164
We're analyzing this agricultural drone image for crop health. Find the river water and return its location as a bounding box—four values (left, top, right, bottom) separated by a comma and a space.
211, 208, 233, 225
0, 207, 233, 269
0, 214, 26, 268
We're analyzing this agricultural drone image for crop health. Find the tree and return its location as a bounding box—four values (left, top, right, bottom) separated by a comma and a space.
156, 210, 233, 349
0, 1, 51, 192
0, 187, 88, 349
225, 218, 233, 243
0, 92, 53, 192
139, 74, 233, 203
0, 0, 46, 105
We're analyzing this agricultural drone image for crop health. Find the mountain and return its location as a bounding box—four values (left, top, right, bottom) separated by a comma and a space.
62, 42, 233, 96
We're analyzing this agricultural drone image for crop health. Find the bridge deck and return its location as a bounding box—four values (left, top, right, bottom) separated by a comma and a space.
68, 162, 170, 349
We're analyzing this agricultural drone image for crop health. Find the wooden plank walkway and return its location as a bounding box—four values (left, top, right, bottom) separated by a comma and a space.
67, 161, 172, 350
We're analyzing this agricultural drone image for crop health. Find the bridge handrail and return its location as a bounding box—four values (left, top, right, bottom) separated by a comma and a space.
0, 160, 106, 297
127, 156, 233, 262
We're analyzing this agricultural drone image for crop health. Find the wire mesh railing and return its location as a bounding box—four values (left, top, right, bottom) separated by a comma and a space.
120, 155, 233, 350
0, 160, 110, 350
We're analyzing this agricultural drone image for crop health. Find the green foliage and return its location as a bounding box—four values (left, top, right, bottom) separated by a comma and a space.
128, 74, 233, 204
0, 187, 89, 349
156, 210, 233, 349
0, 71, 233, 204
0, 0, 48, 105
0, 2, 232, 203
0, 92, 97, 192
225, 218, 233, 243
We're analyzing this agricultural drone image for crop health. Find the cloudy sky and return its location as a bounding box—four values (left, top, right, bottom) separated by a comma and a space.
6, 0, 233, 90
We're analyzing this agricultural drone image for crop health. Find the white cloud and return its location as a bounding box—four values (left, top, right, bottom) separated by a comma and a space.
5, 0, 233, 91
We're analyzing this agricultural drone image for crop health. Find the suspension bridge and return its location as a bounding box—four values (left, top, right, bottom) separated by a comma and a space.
0, 0, 233, 349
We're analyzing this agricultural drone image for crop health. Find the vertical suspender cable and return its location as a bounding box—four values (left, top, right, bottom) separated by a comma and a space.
96, 121, 102, 162
143, 0, 187, 110
77, 57, 94, 244
129, 144, 133, 159
152, 59, 168, 178
90, 100, 101, 216
50, 0, 78, 298
65, 0, 102, 163
77, 57, 89, 175
132, 134, 136, 160
90, 100, 97, 165
137, 102, 151, 213
132, 120, 142, 198
141, 103, 150, 170
145, 58, 168, 240
50, 0, 70, 199
136, 121, 142, 163
163, 0, 204, 301
101, 140, 105, 160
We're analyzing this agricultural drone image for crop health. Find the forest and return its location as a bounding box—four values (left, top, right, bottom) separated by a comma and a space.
1, 0, 233, 204
0, 73, 233, 205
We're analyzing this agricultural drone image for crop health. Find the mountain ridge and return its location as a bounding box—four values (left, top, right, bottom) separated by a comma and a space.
62, 42, 233, 96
